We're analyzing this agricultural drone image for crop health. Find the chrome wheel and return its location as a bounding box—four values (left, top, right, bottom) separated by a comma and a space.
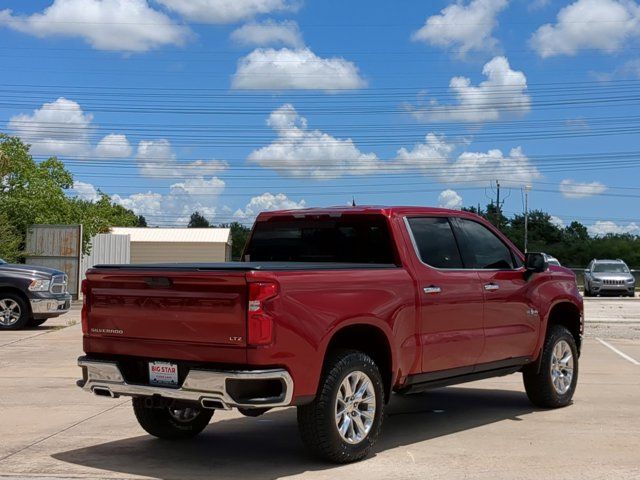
550, 340, 574, 395
335, 371, 376, 444
0, 298, 21, 327
168, 407, 200, 423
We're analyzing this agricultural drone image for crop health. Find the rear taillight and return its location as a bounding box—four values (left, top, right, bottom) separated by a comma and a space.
81, 279, 90, 334
247, 282, 278, 346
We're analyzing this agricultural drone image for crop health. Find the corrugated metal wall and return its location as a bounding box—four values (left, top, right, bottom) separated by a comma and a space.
25, 225, 82, 297
81, 234, 130, 281
129, 242, 228, 264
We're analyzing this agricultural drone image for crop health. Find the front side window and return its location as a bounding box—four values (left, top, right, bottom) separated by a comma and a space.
457, 219, 515, 270
407, 217, 463, 269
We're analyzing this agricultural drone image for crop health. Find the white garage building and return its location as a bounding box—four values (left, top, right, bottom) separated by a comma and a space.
110, 227, 232, 264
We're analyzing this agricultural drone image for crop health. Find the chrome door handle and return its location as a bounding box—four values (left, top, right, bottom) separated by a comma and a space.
423, 286, 442, 294
484, 283, 500, 291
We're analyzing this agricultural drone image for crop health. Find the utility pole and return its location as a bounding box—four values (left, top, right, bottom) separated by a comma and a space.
524, 185, 531, 253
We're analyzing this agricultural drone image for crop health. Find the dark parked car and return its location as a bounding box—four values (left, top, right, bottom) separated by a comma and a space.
584, 259, 636, 297
0, 258, 71, 330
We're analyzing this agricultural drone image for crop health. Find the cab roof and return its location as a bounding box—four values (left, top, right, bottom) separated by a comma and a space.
256, 205, 482, 220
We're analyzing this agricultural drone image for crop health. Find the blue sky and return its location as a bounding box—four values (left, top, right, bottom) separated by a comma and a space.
1, 0, 640, 234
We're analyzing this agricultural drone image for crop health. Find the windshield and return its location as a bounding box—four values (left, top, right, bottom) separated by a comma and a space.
593, 263, 630, 273
0, 258, 6, 264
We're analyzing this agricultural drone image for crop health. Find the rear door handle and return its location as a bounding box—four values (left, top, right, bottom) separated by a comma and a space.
484, 283, 500, 291
423, 286, 442, 294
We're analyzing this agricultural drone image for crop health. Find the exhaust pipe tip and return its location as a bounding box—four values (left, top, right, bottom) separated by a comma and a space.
200, 398, 226, 410
92, 386, 115, 398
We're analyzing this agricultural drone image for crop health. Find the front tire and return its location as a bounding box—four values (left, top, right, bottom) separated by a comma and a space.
297, 350, 385, 463
523, 325, 578, 408
132, 398, 213, 439
0, 293, 30, 330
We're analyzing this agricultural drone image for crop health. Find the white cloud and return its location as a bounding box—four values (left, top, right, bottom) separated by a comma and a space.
392, 134, 539, 186
112, 191, 165, 219
560, 179, 607, 198
410, 56, 530, 122
248, 104, 380, 179
441, 146, 540, 186
71, 181, 101, 202
234, 192, 306, 221
232, 48, 367, 91
231, 20, 303, 47
393, 133, 455, 173
438, 189, 463, 209
157, 0, 298, 24
136, 139, 228, 178
8, 97, 93, 156
588, 221, 640, 236
9, 98, 139, 160
0, 0, 189, 52
95, 134, 132, 158
550, 215, 565, 228
112, 177, 226, 225
530, 0, 640, 58
412, 0, 509, 56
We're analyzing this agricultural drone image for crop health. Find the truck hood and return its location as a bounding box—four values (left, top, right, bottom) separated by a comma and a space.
0, 263, 64, 278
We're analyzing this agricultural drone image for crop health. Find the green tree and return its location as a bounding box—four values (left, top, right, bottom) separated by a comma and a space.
0, 211, 21, 262
188, 211, 211, 228
218, 222, 251, 260
0, 134, 140, 256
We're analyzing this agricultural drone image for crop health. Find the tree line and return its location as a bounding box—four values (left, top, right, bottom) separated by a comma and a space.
465, 205, 640, 269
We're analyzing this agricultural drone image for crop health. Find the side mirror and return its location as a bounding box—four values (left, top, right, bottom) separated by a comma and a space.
525, 252, 548, 274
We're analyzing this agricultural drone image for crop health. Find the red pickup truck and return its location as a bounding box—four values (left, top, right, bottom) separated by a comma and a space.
78, 206, 583, 462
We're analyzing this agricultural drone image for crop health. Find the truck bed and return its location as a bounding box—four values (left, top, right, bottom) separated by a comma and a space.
92, 262, 399, 271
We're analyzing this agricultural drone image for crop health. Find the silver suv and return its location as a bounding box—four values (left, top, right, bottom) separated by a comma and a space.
584, 259, 636, 297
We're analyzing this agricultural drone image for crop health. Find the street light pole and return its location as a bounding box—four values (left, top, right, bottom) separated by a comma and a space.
524, 185, 531, 253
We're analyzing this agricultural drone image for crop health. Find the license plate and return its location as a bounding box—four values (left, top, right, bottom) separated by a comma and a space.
149, 361, 178, 387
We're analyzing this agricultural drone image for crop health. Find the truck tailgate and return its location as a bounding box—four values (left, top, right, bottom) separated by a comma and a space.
85, 269, 247, 347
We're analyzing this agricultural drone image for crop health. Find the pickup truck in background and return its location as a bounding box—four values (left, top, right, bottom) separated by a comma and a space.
0, 258, 71, 330
77, 206, 583, 463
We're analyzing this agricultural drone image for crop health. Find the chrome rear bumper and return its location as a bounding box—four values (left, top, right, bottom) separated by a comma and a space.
77, 357, 293, 410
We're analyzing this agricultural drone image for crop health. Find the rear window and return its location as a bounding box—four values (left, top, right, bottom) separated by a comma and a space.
244, 215, 396, 264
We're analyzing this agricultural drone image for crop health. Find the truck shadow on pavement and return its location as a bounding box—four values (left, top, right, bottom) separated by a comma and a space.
54, 386, 536, 479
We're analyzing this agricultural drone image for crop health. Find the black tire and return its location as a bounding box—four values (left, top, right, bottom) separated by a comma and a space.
132, 398, 213, 439
523, 325, 579, 408
28, 317, 49, 328
0, 293, 30, 330
297, 350, 385, 463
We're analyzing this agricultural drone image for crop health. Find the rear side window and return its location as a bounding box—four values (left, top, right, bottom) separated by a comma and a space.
407, 217, 463, 269
457, 219, 515, 270
245, 214, 396, 264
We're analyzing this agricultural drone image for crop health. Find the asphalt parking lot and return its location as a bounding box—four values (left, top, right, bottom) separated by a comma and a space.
1, 298, 639, 480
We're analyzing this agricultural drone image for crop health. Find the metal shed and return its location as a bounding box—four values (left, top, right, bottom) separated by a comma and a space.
109, 228, 232, 264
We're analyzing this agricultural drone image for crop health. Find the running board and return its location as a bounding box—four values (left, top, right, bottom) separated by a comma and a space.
398, 357, 530, 394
